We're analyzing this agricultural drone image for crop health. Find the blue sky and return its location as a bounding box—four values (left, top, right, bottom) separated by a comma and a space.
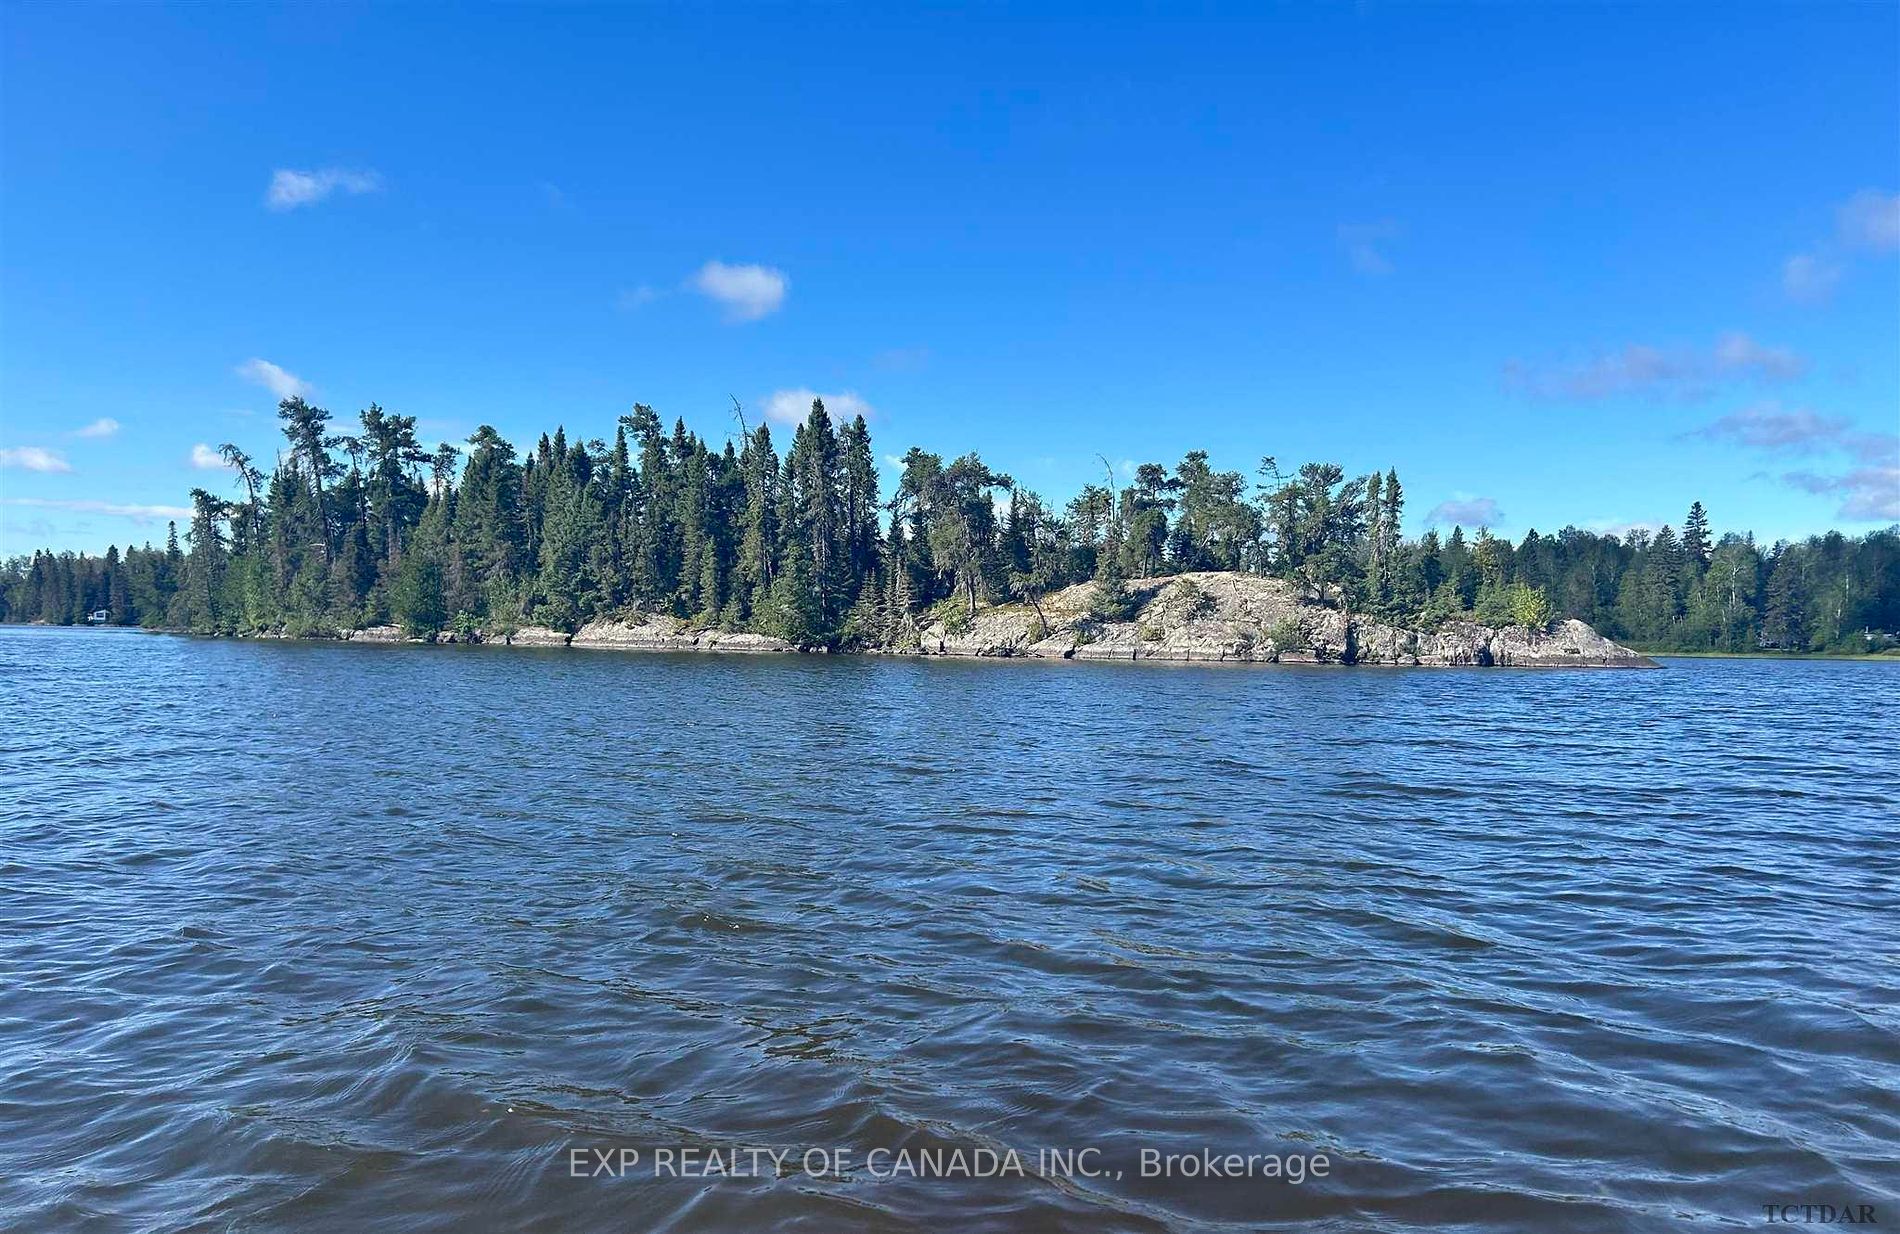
2, 3, 1896, 556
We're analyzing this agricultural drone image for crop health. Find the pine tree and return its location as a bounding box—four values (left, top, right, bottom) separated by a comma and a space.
736, 423, 780, 621
1682, 502, 1712, 572
276, 397, 339, 561
1761, 549, 1810, 650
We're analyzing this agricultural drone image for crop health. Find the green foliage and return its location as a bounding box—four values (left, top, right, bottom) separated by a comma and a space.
1087, 578, 1137, 622
1473, 581, 1513, 626
3, 407, 1894, 665
390, 554, 447, 636
928, 595, 974, 636
1266, 616, 1306, 653
1171, 577, 1215, 619
1507, 582, 1556, 630
765, 550, 823, 646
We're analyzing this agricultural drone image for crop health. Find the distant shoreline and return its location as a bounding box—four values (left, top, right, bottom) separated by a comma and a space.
6, 567, 1667, 668
7, 621, 1667, 669
1645, 648, 1900, 662
23, 624, 1889, 663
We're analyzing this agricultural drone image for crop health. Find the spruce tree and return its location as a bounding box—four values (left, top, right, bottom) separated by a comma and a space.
1683, 501, 1712, 572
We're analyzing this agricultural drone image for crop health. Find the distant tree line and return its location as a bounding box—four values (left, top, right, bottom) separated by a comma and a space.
3, 397, 1896, 653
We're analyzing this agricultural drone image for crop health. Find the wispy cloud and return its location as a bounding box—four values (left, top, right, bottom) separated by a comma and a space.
235, 358, 312, 400
1781, 254, 1842, 305
266, 167, 383, 211
1688, 402, 1893, 464
1424, 495, 1502, 528
689, 260, 788, 322
189, 444, 229, 470
72, 418, 120, 439
1338, 221, 1401, 276
1503, 332, 1806, 402
3, 497, 191, 523
615, 285, 661, 311
1782, 188, 1899, 304
1780, 467, 1900, 521
1690, 401, 1898, 522
762, 388, 875, 426
0, 446, 72, 473
1838, 189, 1900, 253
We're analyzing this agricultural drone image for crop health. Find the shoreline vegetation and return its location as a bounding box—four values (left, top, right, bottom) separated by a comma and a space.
1642, 647, 1900, 661
29, 622, 1900, 664
109, 570, 1664, 668
4, 396, 1896, 662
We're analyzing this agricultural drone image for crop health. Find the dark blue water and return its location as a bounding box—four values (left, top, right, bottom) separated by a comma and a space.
2, 626, 1895, 1231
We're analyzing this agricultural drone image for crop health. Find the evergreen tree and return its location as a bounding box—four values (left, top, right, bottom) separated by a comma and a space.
1761, 548, 1810, 650
1682, 501, 1712, 572
5, 401, 1893, 657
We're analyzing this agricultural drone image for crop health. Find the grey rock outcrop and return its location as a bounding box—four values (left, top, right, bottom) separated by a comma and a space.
347, 625, 409, 643
505, 626, 572, 648
569, 616, 796, 654
914, 572, 1653, 668
298, 572, 1648, 667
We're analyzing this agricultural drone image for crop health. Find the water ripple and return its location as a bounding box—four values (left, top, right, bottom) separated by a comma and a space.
1, 628, 1895, 1231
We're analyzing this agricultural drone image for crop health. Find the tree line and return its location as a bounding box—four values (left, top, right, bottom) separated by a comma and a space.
3, 396, 1896, 653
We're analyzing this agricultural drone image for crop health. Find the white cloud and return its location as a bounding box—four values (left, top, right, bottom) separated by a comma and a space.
3, 497, 191, 523
1782, 189, 1899, 304
1781, 254, 1842, 305
73, 417, 120, 439
1338, 221, 1401, 276
1690, 402, 1897, 521
190, 444, 229, 470
1838, 189, 1900, 253
762, 388, 875, 426
1782, 466, 1900, 522
616, 285, 661, 311
235, 358, 312, 400
0, 446, 72, 473
689, 260, 788, 322
1689, 402, 1894, 464
1424, 496, 1502, 527
1503, 332, 1806, 401
266, 167, 383, 211
1711, 331, 1806, 381
1583, 518, 1663, 540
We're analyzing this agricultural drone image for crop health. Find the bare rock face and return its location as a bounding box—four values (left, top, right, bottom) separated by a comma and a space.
915, 571, 1654, 668
348, 624, 408, 643
571, 615, 696, 651
1488, 618, 1648, 667
505, 626, 572, 648
1414, 621, 1494, 667
696, 630, 797, 653
569, 616, 796, 654
307, 572, 1651, 667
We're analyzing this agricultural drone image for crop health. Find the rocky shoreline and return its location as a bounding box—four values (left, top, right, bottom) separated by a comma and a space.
240, 571, 1657, 668
907, 572, 1654, 667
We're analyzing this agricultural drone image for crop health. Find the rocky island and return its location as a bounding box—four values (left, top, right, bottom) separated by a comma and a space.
15, 395, 1882, 662
334, 570, 1653, 668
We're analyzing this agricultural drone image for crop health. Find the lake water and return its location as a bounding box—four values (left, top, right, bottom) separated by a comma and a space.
2, 626, 1895, 1231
